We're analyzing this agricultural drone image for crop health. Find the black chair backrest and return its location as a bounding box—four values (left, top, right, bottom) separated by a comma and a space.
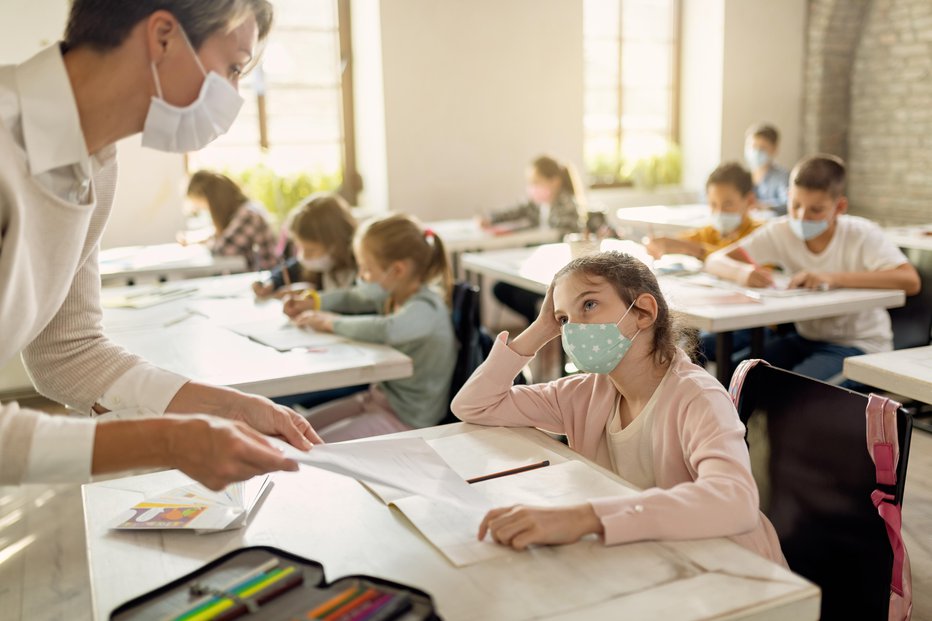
890, 246, 932, 349
445, 282, 493, 424
733, 363, 912, 621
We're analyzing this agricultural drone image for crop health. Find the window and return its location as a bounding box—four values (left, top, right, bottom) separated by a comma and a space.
187, 0, 357, 219
583, 0, 681, 188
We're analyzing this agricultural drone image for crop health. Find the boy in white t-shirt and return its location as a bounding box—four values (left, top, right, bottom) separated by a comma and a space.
706, 154, 920, 382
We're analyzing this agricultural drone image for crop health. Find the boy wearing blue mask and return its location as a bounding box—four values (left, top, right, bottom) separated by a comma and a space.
744, 123, 790, 214
706, 154, 920, 382
645, 162, 760, 261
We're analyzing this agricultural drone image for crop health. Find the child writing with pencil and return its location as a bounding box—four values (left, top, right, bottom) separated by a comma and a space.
451, 251, 785, 564
705, 154, 920, 382
253, 193, 358, 298
645, 163, 761, 261
286, 214, 456, 441
184, 171, 278, 271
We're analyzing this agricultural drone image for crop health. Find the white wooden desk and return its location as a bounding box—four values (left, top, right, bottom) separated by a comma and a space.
614, 203, 777, 237
884, 225, 932, 252
82, 424, 819, 621
461, 242, 906, 383
844, 346, 932, 405
98, 274, 412, 398
99, 243, 247, 286
425, 219, 561, 276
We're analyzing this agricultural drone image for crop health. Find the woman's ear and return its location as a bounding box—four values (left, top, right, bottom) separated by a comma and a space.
146, 10, 179, 65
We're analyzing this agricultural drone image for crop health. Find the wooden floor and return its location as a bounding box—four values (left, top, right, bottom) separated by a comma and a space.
0, 397, 930, 620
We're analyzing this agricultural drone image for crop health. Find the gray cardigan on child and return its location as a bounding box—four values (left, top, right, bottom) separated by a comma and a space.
320, 285, 456, 428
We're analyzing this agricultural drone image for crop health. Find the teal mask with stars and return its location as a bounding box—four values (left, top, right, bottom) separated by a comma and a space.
560, 300, 640, 374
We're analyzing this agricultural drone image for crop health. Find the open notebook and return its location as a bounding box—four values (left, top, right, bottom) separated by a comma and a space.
109, 475, 272, 533
275, 428, 632, 567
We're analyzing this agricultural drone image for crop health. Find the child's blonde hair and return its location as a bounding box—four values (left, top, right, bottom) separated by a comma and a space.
288, 193, 357, 275
358, 214, 453, 305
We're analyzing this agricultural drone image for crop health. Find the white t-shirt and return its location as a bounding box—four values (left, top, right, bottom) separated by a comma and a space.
738, 215, 908, 353
605, 365, 673, 490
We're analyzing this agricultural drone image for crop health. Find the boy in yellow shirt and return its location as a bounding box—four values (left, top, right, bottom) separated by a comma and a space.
646, 162, 760, 261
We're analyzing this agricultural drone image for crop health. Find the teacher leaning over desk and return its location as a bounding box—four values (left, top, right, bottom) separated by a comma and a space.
0, 0, 321, 489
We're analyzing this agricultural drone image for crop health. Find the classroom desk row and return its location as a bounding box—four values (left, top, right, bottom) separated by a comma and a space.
79, 423, 820, 620
461, 240, 906, 384
98, 273, 412, 399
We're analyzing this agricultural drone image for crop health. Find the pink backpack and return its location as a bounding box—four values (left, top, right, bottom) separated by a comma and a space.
729, 359, 912, 620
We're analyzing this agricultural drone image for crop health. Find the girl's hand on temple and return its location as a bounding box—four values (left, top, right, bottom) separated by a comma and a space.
508, 283, 562, 356
293, 310, 338, 332
477, 504, 603, 550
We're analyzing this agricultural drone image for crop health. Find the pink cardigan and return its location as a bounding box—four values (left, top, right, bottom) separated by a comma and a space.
451, 333, 786, 565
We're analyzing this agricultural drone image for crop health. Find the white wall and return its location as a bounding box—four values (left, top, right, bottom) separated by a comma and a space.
679, 0, 806, 192
376, 0, 584, 221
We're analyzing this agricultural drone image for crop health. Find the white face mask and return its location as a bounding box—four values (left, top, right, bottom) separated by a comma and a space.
142, 28, 244, 153
299, 255, 334, 272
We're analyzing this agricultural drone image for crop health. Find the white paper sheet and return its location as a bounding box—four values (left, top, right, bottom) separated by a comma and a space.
394, 460, 638, 567
273, 437, 491, 509
364, 427, 569, 504
230, 320, 346, 352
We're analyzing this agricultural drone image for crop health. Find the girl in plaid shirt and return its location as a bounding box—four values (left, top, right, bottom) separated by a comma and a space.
186, 171, 278, 271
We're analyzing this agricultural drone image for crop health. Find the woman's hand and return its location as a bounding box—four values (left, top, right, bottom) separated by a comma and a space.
166, 382, 322, 450
293, 310, 338, 332
165, 415, 301, 491
644, 236, 668, 260
477, 504, 603, 550
282, 295, 318, 318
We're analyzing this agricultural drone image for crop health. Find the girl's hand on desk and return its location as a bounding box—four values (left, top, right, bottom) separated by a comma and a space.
744, 267, 775, 289
282, 296, 317, 318
789, 271, 834, 291
643, 236, 668, 260
293, 310, 338, 332
165, 415, 301, 491
478, 504, 603, 550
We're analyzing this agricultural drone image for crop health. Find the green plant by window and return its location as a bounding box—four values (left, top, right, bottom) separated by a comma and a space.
226, 164, 343, 225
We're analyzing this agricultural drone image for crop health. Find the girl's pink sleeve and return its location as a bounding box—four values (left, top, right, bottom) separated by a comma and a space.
589, 389, 761, 545
451, 332, 577, 435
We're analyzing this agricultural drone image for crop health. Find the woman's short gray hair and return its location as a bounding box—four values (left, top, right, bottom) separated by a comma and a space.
65, 0, 273, 51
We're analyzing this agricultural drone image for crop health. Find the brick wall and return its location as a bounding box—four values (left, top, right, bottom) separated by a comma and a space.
805, 0, 932, 225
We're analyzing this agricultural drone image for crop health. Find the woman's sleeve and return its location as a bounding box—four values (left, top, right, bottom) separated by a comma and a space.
0, 400, 96, 484
588, 390, 761, 545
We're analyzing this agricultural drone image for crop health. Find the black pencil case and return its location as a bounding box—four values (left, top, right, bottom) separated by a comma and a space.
110, 545, 441, 621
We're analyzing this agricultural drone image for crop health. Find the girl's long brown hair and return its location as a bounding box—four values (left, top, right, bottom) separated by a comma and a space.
288, 193, 357, 276
186, 170, 250, 233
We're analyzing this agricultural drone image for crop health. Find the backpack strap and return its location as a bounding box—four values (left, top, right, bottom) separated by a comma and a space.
728, 359, 769, 410
865, 394, 908, 601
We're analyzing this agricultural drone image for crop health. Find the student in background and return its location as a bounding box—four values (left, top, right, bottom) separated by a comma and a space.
253, 193, 357, 298
484, 155, 585, 325
285, 214, 456, 441
451, 251, 785, 565
706, 154, 920, 382
744, 123, 790, 214
186, 170, 278, 271
645, 162, 761, 261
